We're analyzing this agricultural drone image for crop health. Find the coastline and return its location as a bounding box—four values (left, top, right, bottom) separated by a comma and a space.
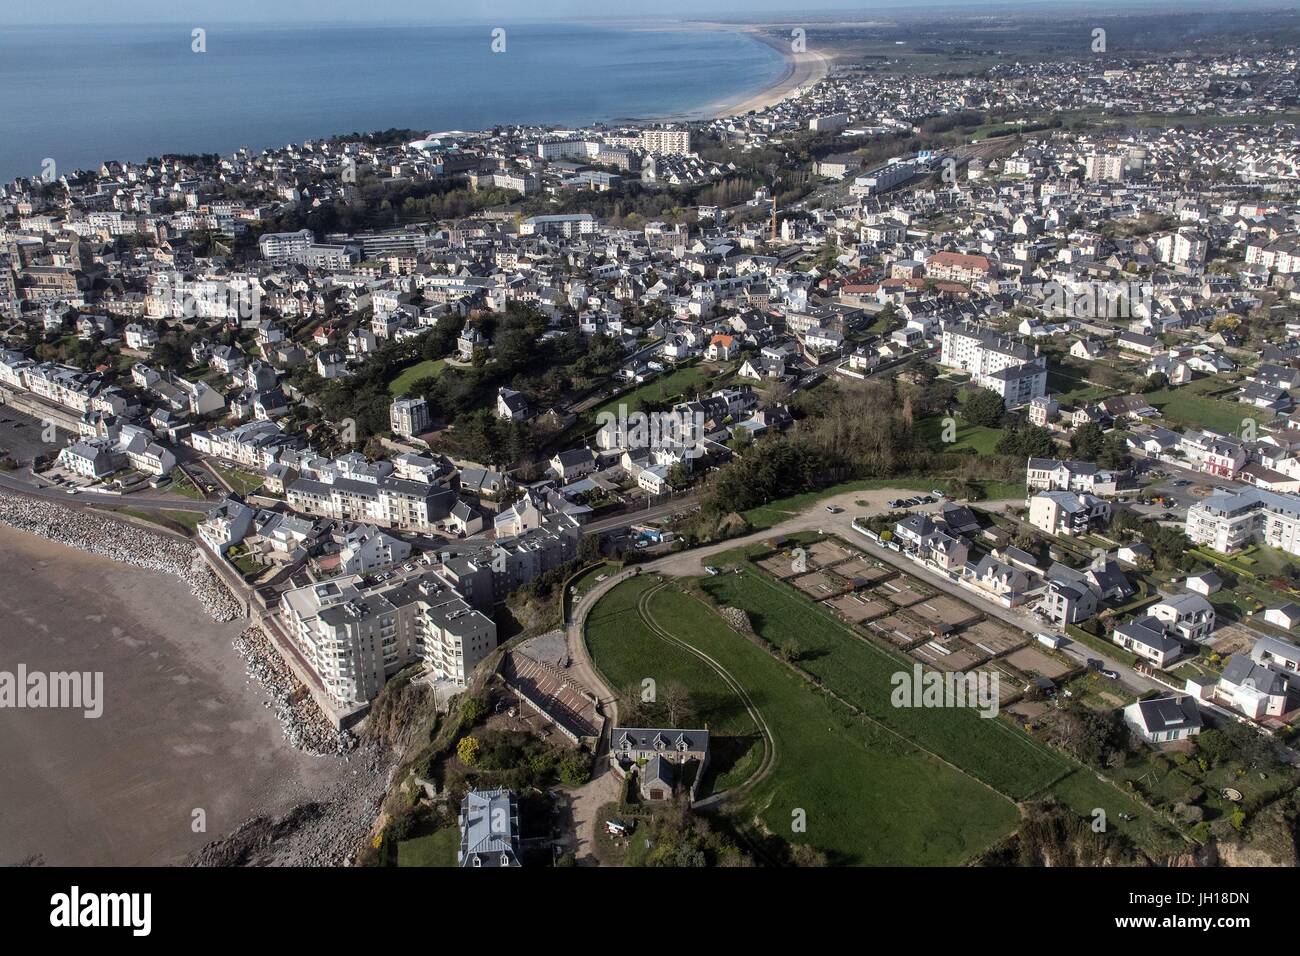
706, 26, 833, 119
0, 495, 383, 866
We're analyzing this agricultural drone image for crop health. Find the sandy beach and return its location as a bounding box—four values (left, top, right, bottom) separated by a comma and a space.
0, 524, 354, 866
708, 27, 833, 118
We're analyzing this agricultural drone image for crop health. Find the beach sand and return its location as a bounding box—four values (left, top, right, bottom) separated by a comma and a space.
708, 27, 834, 118
629, 19, 833, 122
0, 525, 352, 866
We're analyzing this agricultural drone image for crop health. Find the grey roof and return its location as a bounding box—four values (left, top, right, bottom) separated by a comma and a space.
1133, 695, 1202, 735
1221, 654, 1290, 697
459, 788, 520, 867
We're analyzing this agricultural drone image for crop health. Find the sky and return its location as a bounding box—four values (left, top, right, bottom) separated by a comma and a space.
1, 0, 1240, 27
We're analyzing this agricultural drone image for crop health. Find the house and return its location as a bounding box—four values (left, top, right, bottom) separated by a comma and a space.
1213, 654, 1292, 719
1264, 603, 1300, 630
608, 726, 710, 801
1028, 490, 1110, 537
1122, 695, 1203, 744
1117, 542, 1153, 566
1112, 616, 1184, 668
1184, 570, 1222, 596
968, 555, 1032, 607
496, 386, 530, 421
550, 447, 597, 482
1038, 570, 1099, 626
706, 334, 738, 362
458, 788, 521, 867
1149, 593, 1216, 641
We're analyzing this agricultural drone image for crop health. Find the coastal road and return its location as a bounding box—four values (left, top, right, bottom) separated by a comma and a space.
0, 469, 211, 513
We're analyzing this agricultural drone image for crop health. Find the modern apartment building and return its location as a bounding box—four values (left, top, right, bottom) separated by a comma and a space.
638, 128, 691, 157
279, 570, 496, 706
1185, 487, 1300, 556
939, 323, 1046, 405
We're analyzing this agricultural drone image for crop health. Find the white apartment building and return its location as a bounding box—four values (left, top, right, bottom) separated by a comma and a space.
939, 323, 1046, 405
280, 571, 496, 706
1186, 487, 1300, 556
638, 128, 691, 157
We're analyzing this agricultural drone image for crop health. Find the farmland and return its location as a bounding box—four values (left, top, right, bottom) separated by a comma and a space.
586, 576, 1021, 865
700, 564, 1072, 800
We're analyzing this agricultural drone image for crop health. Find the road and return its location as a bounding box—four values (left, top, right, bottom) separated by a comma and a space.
0, 469, 211, 513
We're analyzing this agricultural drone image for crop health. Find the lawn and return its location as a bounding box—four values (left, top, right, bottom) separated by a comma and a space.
1048, 768, 1185, 859
699, 565, 1071, 800
915, 415, 1006, 455
115, 507, 203, 534
388, 358, 446, 397
211, 463, 264, 496
1143, 383, 1267, 436
594, 365, 712, 419
639, 581, 1022, 865
585, 577, 763, 795
396, 825, 459, 867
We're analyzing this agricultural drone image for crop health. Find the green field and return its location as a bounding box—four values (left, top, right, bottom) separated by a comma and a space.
585, 577, 763, 794
396, 825, 459, 867
210, 463, 264, 496
916, 415, 1006, 454
594, 366, 712, 419
1143, 383, 1266, 436
700, 565, 1070, 799
388, 359, 446, 397
587, 577, 1020, 864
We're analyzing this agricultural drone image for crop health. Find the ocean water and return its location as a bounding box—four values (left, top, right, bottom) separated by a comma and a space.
0, 22, 786, 183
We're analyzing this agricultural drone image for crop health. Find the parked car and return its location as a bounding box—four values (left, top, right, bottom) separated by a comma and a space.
826, 505, 843, 514
931, 489, 946, 498
704, 566, 720, 576
1100, 669, 1120, 681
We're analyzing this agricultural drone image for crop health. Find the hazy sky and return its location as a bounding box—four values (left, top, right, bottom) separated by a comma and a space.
2, 0, 1233, 27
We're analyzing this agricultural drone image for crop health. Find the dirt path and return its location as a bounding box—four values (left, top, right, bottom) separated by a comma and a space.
567, 760, 621, 865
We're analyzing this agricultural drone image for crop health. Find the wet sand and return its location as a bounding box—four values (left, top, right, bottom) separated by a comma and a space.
0, 525, 350, 866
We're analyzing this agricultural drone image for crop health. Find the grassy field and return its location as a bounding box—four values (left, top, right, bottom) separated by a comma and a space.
594, 366, 711, 419
388, 359, 446, 397
585, 577, 763, 795
915, 415, 1006, 454
700, 565, 1071, 800
587, 578, 1021, 864
1143, 383, 1266, 435
396, 825, 459, 867
211, 463, 264, 496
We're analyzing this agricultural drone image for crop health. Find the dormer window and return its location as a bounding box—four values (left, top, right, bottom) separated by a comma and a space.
501, 853, 510, 866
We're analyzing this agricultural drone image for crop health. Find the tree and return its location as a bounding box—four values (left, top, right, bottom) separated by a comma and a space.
962, 388, 1006, 428
660, 681, 696, 727
456, 735, 481, 767
1142, 371, 1169, 392
1070, 422, 1105, 461
1097, 433, 1131, 470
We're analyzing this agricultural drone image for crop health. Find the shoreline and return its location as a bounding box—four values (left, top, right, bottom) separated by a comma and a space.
692, 24, 833, 120
0, 493, 382, 866
2, 19, 825, 184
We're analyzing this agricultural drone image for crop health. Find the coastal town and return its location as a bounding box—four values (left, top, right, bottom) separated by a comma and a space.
3, 8, 1300, 878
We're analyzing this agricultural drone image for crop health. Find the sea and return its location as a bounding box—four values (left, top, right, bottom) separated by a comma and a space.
0, 21, 786, 184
